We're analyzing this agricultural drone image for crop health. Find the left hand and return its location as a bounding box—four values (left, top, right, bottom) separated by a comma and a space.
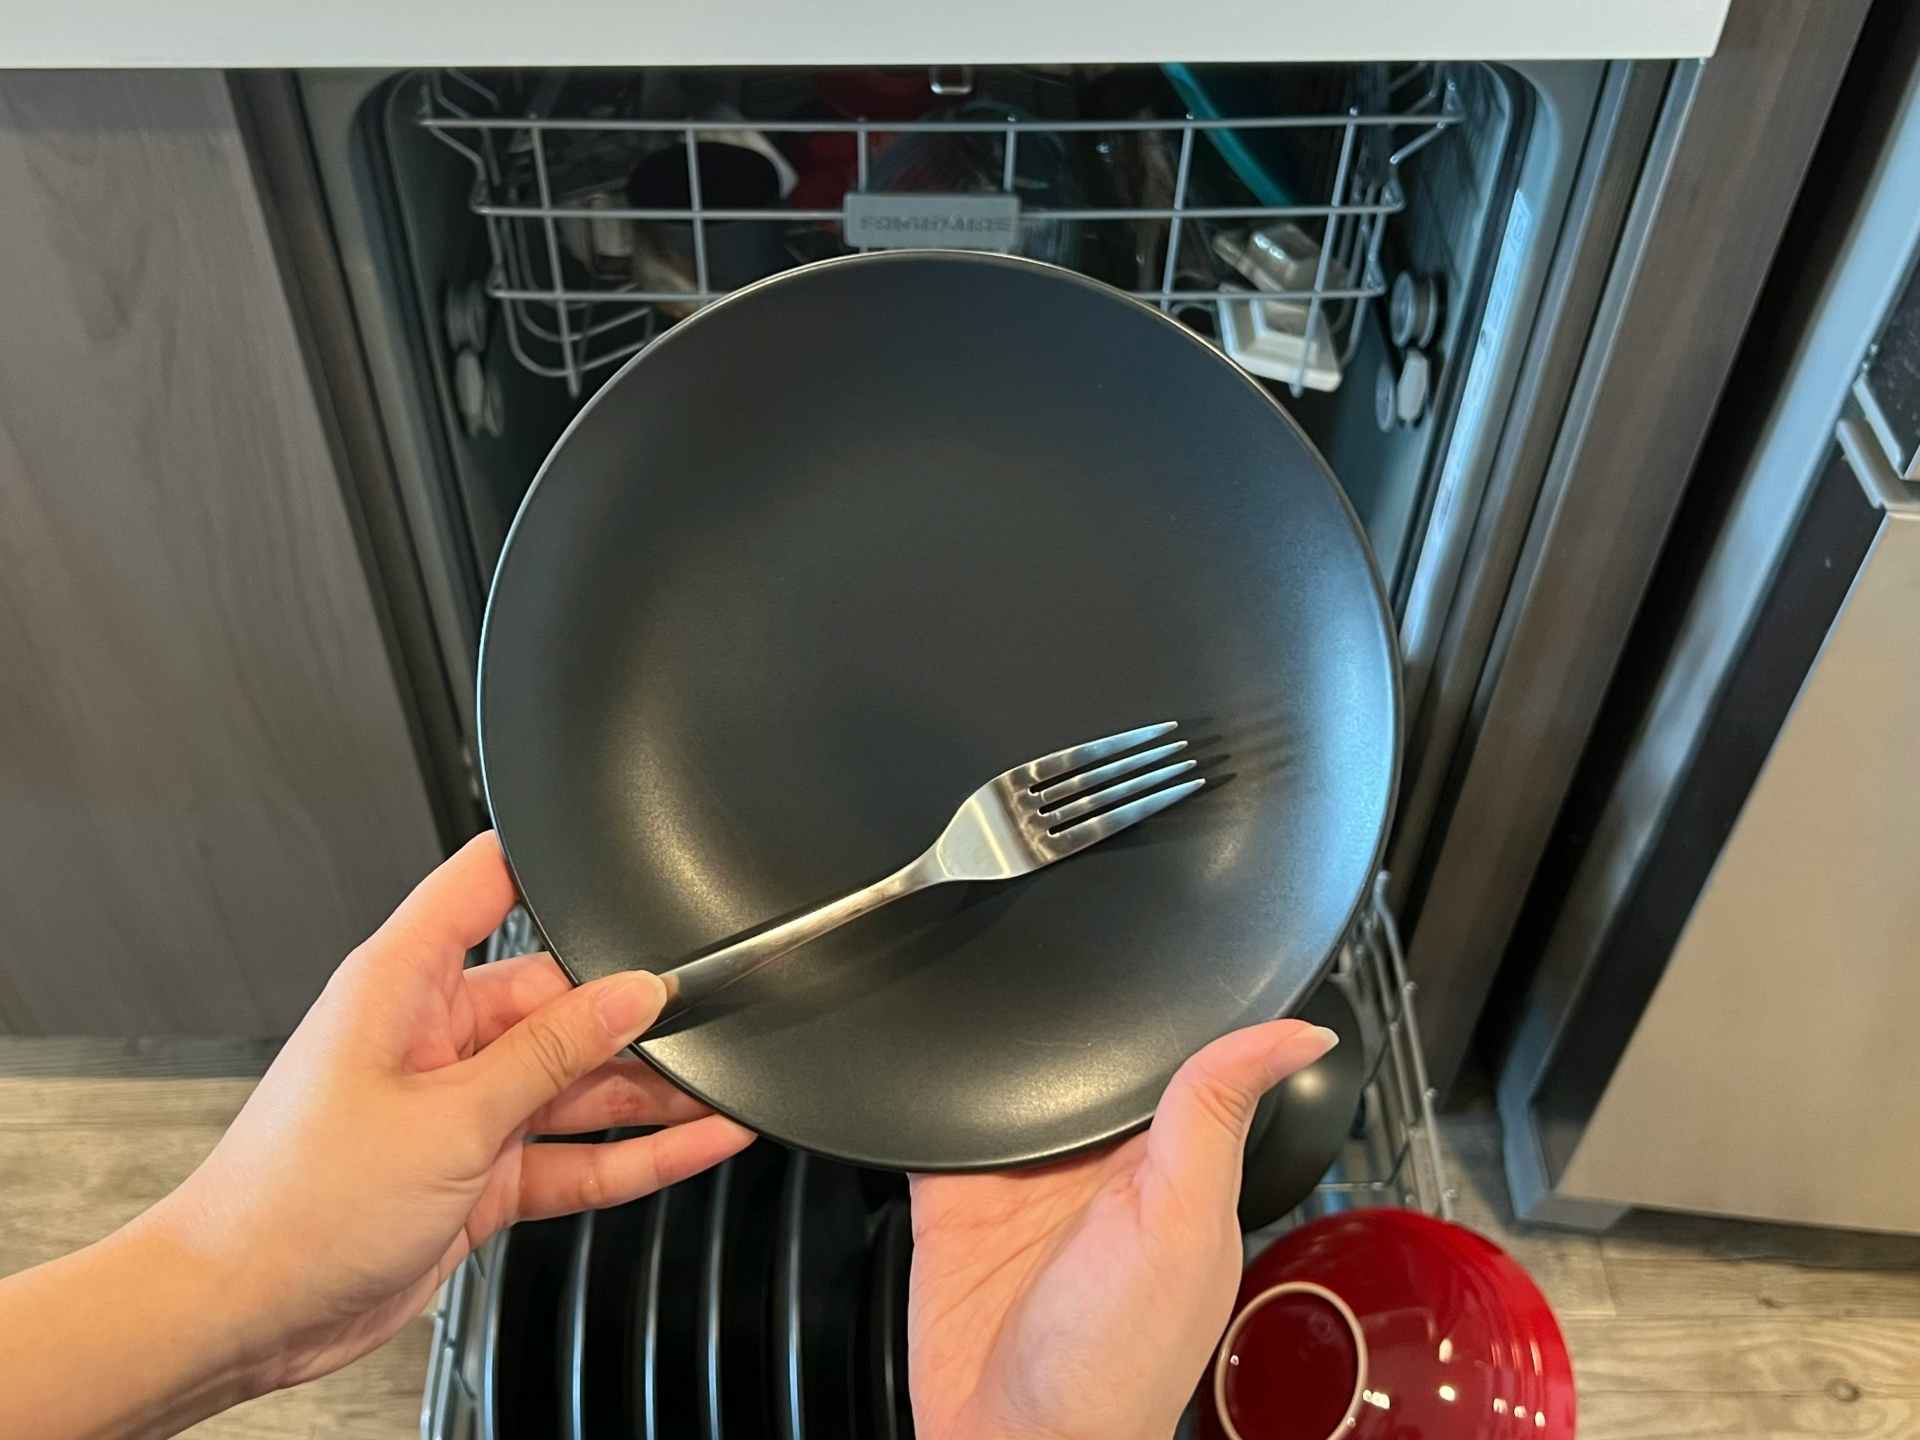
152, 831, 753, 1393
906, 1020, 1338, 1440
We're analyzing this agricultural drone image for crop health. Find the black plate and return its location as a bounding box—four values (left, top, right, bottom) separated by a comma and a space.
1237, 982, 1368, 1231
863, 1203, 915, 1440
480, 251, 1401, 1170
561, 1210, 593, 1440
856, 1167, 910, 1216
640, 1172, 713, 1440
700, 1143, 787, 1440
562, 1192, 655, 1440
776, 1155, 869, 1440
481, 1216, 577, 1440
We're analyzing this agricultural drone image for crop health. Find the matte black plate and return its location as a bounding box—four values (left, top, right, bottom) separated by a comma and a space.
700, 1144, 786, 1440
640, 1172, 712, 1440
563, 1192, 654, 1440
480, 251, 1400, 1170
776, 1155, 869, 1440
561, 1210, 594, 1440
482, 1217, 577, 1440
863, 1203, 914, 1440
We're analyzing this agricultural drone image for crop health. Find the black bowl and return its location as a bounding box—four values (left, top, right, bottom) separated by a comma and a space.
1238, 982, 1367, 1231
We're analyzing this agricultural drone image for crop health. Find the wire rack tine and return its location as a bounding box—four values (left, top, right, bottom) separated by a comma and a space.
1316, 1135, 1412, 1196
683, 127, 710, 298
1158, 126, 1196, 313
1388, 61, 1432, 97
1389, 77, 1459, 168
508, 293, 617, 345
1375, 873, 1452, 1217
1342, 179, 1395, 366
443, 67, 500, 108
528, 129, 579, 397
477, 159, 553, 383
1297, 108, 1358, 397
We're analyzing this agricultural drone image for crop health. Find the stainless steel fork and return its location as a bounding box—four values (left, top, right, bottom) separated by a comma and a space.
659, 721, 1203, 1016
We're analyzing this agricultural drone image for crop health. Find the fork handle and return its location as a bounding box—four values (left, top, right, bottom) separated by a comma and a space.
656, 851, 947, 1020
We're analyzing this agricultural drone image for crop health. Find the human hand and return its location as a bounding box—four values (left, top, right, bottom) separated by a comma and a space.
906, 1020, 1339, 1440
152, 831, 753, 1394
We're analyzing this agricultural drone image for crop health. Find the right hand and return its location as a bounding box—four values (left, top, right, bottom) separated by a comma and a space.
905, 1020, 1338, 1440
151, 833, 755, 1396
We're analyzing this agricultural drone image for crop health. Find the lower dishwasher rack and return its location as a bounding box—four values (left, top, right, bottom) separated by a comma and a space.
420, 875, 1450, 1439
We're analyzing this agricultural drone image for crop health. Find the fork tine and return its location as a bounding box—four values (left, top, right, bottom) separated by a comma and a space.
1035, 740, 1189, 807
1051, 776, 1205, 853
1043, 759, 1198, 827
1025, 721, 1179, 785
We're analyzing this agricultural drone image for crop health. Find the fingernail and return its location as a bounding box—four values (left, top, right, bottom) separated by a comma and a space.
596, 972, 666, 1041
1267, 1023, 1339, 1080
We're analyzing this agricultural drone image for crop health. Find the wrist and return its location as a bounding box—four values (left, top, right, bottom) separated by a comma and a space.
126, 1190, 286, 1405
0, 1201, 272, 1440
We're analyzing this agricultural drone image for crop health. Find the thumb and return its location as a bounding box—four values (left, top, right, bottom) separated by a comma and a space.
459, 969, 668, 1137
1145, 1019, 1340, 1208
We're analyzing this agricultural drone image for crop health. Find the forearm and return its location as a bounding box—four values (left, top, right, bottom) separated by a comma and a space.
0, 1201, 268, 1440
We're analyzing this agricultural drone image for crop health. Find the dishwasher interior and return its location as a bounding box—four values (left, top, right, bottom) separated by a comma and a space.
305, 60, 1549, 733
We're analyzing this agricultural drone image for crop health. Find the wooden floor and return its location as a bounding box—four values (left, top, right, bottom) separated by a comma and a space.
0, 1041, 427, 1440
1441, 1108, 1920, 1439
2, 1040, 1917, 1439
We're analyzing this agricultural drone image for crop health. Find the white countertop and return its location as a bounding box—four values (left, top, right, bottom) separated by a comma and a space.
5, 0, 1728, 69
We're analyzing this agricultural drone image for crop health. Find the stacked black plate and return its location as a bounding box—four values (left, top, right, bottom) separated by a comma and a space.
479, 1143, 913, 1439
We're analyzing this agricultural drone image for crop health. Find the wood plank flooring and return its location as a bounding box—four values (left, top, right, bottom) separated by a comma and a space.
2, 1040, 1917, 1438
1440, 1104, 1920, 1439
0, 1041, 427, 1439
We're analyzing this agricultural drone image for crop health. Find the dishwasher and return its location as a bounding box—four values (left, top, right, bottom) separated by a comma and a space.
277, 6, 1865, 1108
245, 13, 1864, 1432
311, 61, 1517, 1440
300, 56, 1553, 749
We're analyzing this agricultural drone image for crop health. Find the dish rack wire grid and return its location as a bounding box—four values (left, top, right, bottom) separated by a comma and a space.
418, 874, 1452, 1440
1318, 872, 1455, 1223
418, 65, 1462, 400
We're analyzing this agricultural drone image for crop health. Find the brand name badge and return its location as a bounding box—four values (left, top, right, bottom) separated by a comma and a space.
843, 193, 1022, 252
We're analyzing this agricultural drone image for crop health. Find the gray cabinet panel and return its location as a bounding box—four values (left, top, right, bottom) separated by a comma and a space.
0, 71, 442, 1035
1403, 0, 1870, 1092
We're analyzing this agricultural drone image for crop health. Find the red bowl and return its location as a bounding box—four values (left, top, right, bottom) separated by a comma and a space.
1202, 1209, 1575, 1440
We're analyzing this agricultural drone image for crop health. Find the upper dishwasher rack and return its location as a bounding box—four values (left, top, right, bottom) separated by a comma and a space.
417, 64, 1463, 397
